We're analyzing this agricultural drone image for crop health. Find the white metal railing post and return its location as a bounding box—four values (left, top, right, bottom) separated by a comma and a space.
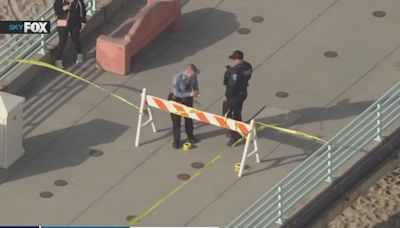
87, 0, 97, 16
38, 17, 48, 55
375, 102, 383, 142
325, 144, 333, 183
92, 0, 97, 13
276, 185, 284, 224
86, 1, 93, 16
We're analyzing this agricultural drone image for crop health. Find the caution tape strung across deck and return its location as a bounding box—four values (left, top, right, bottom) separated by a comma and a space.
1, 57, 329, 225
4, 58, 140, 110
3, 58, 324, 144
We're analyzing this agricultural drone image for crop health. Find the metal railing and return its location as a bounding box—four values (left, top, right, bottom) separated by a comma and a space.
228, 82, 400, 228
0, 0, 98, 81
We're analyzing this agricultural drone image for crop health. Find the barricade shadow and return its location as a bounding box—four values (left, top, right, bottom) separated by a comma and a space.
243, 99, 374, 175
0, 119, 129, 184
241, 133, 320, 177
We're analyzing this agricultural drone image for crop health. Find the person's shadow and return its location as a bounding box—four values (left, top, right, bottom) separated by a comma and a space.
0, 119, 129, 184
257, 99, 374, 129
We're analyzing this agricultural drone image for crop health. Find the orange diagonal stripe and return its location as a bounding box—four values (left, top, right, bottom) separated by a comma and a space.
152, 97, 169, 112
173, 102, 189, 117
196, 112, 210, 124
214, 115, 227, 129
237, 122, 249, 135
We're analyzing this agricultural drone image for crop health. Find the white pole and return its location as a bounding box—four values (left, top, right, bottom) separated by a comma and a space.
147, 107, 157, 133
325, 144, 333, 183
92, 0, 97, 13
238, 120, 257, 177
135, 88, 147, 147
375, 103, 382, 142
38, 17, 48, 55
238, 124, 253, 177
251, 120, 260, 163
276, 185, 284, 224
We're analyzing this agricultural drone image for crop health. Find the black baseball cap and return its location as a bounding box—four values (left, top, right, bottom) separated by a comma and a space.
229, 50, 244, 60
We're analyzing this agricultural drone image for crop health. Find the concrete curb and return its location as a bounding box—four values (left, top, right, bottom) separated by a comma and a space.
3, 0, 130, 94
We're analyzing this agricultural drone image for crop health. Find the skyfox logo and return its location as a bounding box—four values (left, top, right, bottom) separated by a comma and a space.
23, 22, 49, 33
6, 21, 50, 34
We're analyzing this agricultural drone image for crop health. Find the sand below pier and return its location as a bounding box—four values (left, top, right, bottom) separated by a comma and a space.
328, 162, 400, 228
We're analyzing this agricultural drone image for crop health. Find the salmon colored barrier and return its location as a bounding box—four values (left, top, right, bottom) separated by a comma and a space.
96, 0, 181, 75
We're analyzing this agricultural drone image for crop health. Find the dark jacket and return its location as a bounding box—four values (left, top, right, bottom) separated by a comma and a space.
224, 61, 252, 98
54, 0, 87, 25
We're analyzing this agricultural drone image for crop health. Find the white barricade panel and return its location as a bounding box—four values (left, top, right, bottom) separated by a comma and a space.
146, 95, 251, 135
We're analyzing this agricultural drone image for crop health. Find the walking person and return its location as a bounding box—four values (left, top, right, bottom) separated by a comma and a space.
223, 50, 253, 147
54, 0, 87, 68
169, 64, 200, 149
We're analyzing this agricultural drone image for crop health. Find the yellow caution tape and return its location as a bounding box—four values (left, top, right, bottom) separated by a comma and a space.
224, 110, 229, 128
4, 58, 140, 110
169, 107, 321, 142
127, 137, 243, 226
255, 122, 328, 143
131, 119, 324, 226
2, 58, 325, 144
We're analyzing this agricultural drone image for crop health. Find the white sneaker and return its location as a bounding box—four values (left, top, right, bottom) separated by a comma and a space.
76, 53, 84, 64
55, 59, 64, 68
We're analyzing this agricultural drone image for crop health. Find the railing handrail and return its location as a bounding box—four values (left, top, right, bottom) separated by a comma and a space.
228, 81, 400, 228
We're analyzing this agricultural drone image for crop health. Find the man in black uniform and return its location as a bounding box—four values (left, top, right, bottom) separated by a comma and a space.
223, 50, 252, 147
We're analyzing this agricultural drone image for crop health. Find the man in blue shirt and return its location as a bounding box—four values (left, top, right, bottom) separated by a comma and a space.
169, 64, 200, 149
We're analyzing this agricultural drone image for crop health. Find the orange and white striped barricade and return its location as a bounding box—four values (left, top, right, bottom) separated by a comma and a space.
134, 88, 157, 147
135, 88, 260, 177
